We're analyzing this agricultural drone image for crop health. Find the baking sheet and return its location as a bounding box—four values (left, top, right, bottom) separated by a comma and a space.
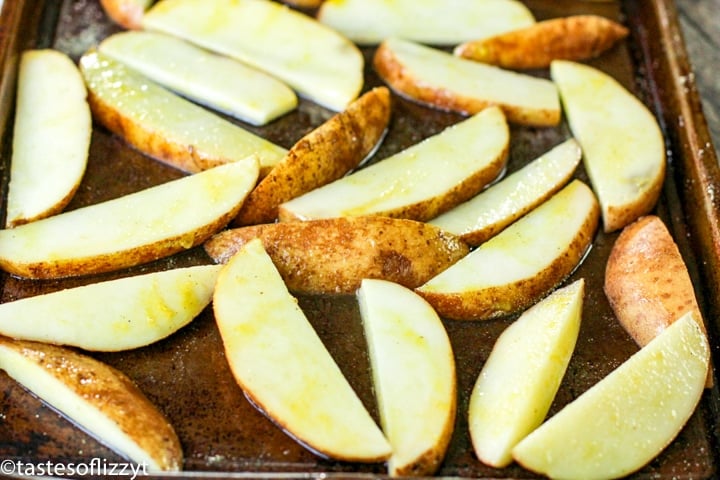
0, 0, 719, 478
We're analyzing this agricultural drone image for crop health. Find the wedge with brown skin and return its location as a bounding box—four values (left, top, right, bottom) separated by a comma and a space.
0, 158, 258, 279
80, 49, 286, 176
416, 180, 599, 321
233, 87, 391, 226
204, 216, 470, 295
604, 215, 712, 386
374, 37, 560, 127
100, 0, 154, 29
455, 15, 629, 69
0, 337, 182, 471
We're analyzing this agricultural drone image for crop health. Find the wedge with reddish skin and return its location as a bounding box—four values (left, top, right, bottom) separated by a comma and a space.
0, 337, 182, 471
98, 31, 298, 126
512, 312, 709, 480
374, 37, 560, 127
0, 265, 221, 351
416, 180, 599, 321
233, 87, 391, 226
318, 0, 535, 45
100, 0, 153, 29
429, 138, 581, 246
0, 158, 259, 279
205, 216, 469, 295
278, 107, 509, 222
469, 279, 584, 468
213, 239, 392, 462
6, 49, 91, 228
551, 60, 666, 232
80, 50, 286, 176
455, 15, 629, 69
142, 0, 364, 111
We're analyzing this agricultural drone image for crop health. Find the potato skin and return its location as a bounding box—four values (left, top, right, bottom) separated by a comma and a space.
604, 215, 706, 344
234, 87, 391, 226
373, 42, 560, 127
0, 337, 182, 470
455, 15, 629, 70
204, 217, 470, 294
100, 0, 154, 29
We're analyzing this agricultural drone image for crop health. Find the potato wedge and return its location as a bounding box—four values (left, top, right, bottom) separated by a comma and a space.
512, 312, 709, 479
318, 0, 535, 45
80, 50, 286, 176
358, 279, 456, 477
416, 180, 599, 321
0, 337, 182, 471
278, 106, 509, 222
604, 215, 713, 387
6, 49, 91, 228
455, 15, 629, 69
469, 279, 583, 468
100, 0, 154, 29
0, 265, 221, 351
234, 87, 391, 226
98, 31, 297, 126
142, 0, 364, 111
204, 216, 469, 295
374, 37, 560, 127
0, 158, 258, 279
551, 60, 666, 232
282, 0, 322, 7
429, 138, 581, 246
213, 239, 392, 462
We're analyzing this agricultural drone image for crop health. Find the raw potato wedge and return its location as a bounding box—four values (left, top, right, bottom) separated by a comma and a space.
142, 0, 364, 111
551, 60, 666, 232
429, 138, 581, 246
98, 31, 297, 126
0, 158, 259, 279
0, 337, 182, 471
100, 0, 154, 29
213, 239, 392, 462
0, 265, 221, 351
469, 279, 583, 468
318, 0, 535, 45
416, 180, 599, 321
512, 312, 709, 480
358, 279, 456, 477
374, 37, 560, 127
204, 216, 470, 295
6, 49, 91, 228
455, 15, 629, 69
234, 87, 391, 226
278, 107, 509, 222
80, 50, 286, 176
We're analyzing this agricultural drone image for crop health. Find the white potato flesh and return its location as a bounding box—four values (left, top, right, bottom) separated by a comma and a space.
0, 265, 221, 351
551, 60, 666, 232
213, 239, 391, 462
376, 37, 560, 126
142, 0, 364, 111
358, 279, 456, 477
279, 106, 509, 221
512, 312, 709, 480
416, 180, 599, 320
469, 279, 584, 468
98, 31, 297, 126
0, 157, 259, 279
429, 138, 581, 245
6, 49, 91, 228
81, 50, 286, 173
318, 0, 535, 45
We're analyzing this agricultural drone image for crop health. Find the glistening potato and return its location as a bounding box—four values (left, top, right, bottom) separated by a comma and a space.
204, 216, 470, 295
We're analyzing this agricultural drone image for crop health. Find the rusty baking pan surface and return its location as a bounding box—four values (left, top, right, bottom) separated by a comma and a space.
0, 0, 719, 478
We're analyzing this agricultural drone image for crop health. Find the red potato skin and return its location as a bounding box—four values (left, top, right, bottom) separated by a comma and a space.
455, 15, 629, 70
100, 0, 154, 30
